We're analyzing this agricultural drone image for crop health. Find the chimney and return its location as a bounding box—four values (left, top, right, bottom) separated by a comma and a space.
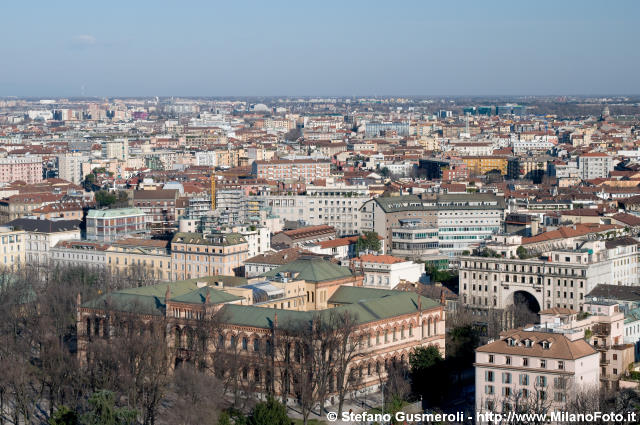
274, 312, 278, 329
418, 295, 422, 311
205, 288, 211, 305
165, 285, 171, 303
440, 289, 446, 306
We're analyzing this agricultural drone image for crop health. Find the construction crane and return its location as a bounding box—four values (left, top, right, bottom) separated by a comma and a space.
210, 169, 216, 210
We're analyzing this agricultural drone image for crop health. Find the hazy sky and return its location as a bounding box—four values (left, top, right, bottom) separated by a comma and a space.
1, 0, 638, 97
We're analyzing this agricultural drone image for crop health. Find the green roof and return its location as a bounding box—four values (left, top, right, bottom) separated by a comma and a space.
220, 289, 440, 329
81, 277, 243, 316
171, 286, 243, 304
88, 208, 144, 218
328, 286, 410, 304
260, 258, 353, 283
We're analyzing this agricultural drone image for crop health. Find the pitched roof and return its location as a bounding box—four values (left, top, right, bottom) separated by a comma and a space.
5, 218, 81, 233
587, 284, 640, 302
82, 278, 244, 316
522, 223, 619, 245
279, 225, 336, 240
260, 257, 353, 282
476, 329, 596, 360
245, 247, 324, 265
612, 213, 640, 227
353, 254, 406, 265
221, 289, 440, 329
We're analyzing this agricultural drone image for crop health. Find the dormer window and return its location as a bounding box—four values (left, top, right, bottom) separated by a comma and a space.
523, 339, 533, 348
506, 337, 516, 346
541, 340, 551, 349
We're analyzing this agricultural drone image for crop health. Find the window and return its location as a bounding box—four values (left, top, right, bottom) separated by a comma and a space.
485, 371, 494, 382
540, 360, 547, 369
558, 361, 564, 370
485, 385, 494, 395
502, 372, 511, 384
523, 358, 529, 367
506, 356, 512, 365
488, 355, 494, 363
520, 374, 529, 385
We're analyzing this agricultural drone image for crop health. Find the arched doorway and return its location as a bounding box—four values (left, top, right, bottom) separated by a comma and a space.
506, 291, 541, 329
513, 290, 541, 314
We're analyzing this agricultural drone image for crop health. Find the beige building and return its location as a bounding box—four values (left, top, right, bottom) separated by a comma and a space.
459, 238, 639, 313
171, 232, 248, 280
51, 240, 109, 270
0, 225, 25, 269
107, 238, 172, 281
475, 329, 599, 416
537, 302, 635, 390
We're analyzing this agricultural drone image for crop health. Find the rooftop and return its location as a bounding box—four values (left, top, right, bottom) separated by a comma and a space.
261, 257, 353, 283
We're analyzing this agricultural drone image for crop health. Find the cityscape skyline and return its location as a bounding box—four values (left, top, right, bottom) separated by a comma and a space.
2, 0, 639, 97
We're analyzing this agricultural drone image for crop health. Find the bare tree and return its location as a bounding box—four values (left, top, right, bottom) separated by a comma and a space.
161, 365, 224, 425
329, 310, 363, 416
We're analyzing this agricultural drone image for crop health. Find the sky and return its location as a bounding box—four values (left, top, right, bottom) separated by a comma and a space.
1, 0, 639, 97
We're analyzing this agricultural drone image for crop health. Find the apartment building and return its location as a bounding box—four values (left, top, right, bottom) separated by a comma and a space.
475, 329, 599, 415
459, 238, 639, 313
254, 183, 369, 236
86, 208, 147, 242
0, 156, 43, 184
133, 189, 179, 233
106, 238, 172, 281
460, 156, 508, 175
102, 139, 128, 161
50, 240, 109, 270
578, 152, 613, 180
7, 218, 82, 265
360, 193, 505, 257
536, 302, 635, 390
57, 153, 90, 185
0, 193, 64, 224
251, 159, 330, 183
171, 231, 248, 280
350, 254, 425, 290
391, 218, 439, 260
0, 225, 25, 269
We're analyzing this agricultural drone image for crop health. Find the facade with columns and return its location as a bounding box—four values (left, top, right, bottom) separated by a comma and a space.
77, 276, 445, 402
